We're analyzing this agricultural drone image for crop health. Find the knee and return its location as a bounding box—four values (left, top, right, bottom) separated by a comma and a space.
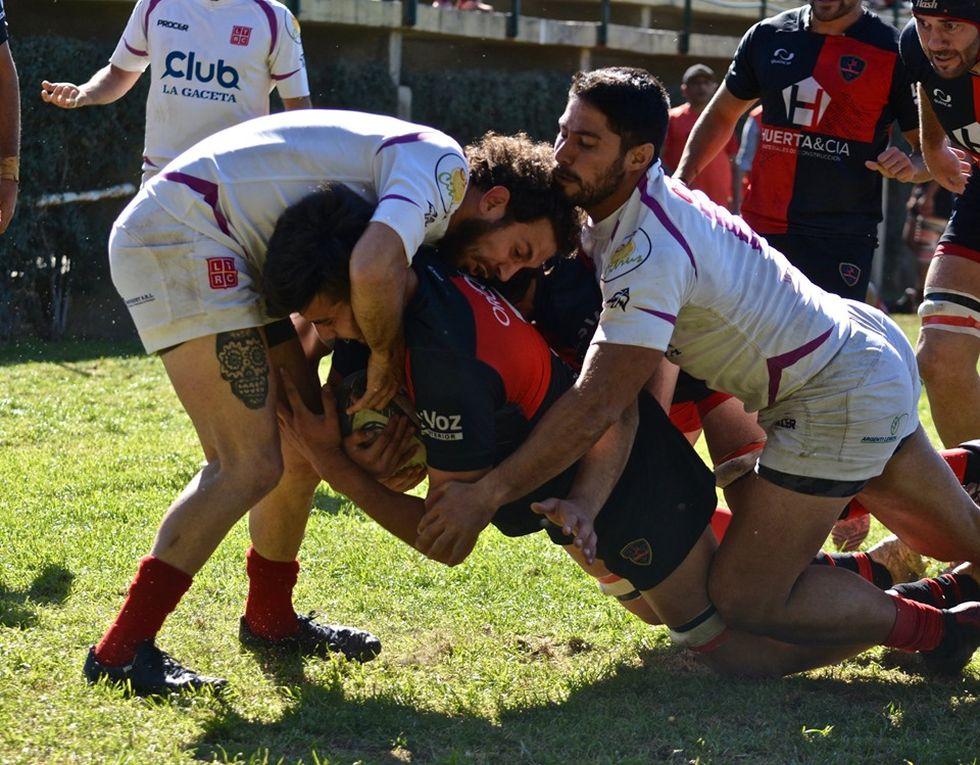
708, 574, 776, 633
220, 444, 285, 504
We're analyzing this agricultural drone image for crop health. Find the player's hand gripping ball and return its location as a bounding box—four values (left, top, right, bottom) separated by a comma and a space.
338, 370, 427, 471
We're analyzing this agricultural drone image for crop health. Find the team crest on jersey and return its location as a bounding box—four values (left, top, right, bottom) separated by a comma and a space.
207, 257, 239, 289
839, 56, 865, 82
435, 153, 468, 213
839, 262, 861, 287
620, 538, 653, 567
230, 25, 252, 46
424, 201, 438, 226
602, 228, 651, 283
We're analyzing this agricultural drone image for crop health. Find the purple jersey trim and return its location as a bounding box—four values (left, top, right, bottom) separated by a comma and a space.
143, 0, 167, 39
162, 172, 231, 238
375, 132, 429, 155
638, 174, 698, 277
270, 67, 301, 82
636, 307, 677, 325
378, 193, 421, 209
251, 0, 277, 56
142, 155, 159, 167
765, 327, 833, 406
125, 39, 149, 57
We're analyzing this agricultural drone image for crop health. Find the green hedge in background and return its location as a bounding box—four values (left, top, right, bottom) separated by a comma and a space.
406, 68, 571, 145
2, 35, 147, 339
2, 35, 571, 338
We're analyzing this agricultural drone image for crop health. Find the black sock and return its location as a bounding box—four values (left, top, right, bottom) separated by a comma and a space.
892, 573, 980, 608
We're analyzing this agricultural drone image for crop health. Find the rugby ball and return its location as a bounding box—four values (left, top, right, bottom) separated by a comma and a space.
338, 371, 427, 470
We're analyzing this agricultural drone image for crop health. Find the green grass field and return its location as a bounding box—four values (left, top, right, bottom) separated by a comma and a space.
1, 317, 978, 765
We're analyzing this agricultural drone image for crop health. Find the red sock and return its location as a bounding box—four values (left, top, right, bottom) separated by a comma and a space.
883, 595, 946, 652
244, 547, 300, 641
94, 556, 192, 667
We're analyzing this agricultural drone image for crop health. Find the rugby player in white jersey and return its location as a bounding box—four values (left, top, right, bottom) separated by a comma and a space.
83, 110, 578, 695
0, 0, 19, 234
40, 0, 310, 183
423, 68, 980, 673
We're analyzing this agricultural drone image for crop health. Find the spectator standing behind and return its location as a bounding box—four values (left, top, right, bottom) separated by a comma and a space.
40, 0, 311, 183
674, 0, 929, 301
0, 0, 19, 234
661, 65, 738, 209
733, 104, 763, 213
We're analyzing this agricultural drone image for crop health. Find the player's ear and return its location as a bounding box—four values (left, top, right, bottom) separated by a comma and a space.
478, 186, 511, 221
626, 143, 655, 172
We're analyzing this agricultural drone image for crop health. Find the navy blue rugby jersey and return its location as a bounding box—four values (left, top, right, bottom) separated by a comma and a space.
0, 0, 8, 45
400, 250, 579, 533
900, 20, 980, 162
531, 252, 602, 371
726, 6, 918, 238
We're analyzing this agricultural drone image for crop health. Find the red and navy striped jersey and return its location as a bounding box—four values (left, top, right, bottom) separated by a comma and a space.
404, 250, 573, 481
726, 6, 918, 237
900, 20, 980, 163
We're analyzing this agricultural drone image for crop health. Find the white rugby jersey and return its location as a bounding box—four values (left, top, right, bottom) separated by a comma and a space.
143, 109, 469, 274
110, 0, 309, 178
586, 163, 853, 412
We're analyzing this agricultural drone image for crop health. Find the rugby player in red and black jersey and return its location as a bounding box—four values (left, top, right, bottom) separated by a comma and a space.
900, 0, 980, 447
265, 183, 980, 676
267, 183, 855, 675
675, 0, 929, 301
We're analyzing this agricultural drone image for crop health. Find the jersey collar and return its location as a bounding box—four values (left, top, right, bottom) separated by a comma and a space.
802, 5, 872, 36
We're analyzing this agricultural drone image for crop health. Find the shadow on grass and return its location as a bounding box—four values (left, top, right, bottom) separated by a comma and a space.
0, 563, 74, 628
0, 339, 143, 367
189, 646, 980, 764
311, 492, 355, 517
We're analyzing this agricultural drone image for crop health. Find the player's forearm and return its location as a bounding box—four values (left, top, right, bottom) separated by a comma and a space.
350, 225, 409, 358
77, 64, 138, 106
566, 398, 638, 516
282, 95, 311, 111
674, 110, 738, 185
316, 449, 423, 546
0, 46, 19, 159
483, 382, 623, 510
917, 85, 950, 166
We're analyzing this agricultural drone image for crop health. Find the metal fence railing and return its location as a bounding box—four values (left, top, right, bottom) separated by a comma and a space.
377, 0, 910, 50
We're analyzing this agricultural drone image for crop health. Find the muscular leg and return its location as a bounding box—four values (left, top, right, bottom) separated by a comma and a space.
91, 327, 284, 674
708, 473, 898, 644
699, 396, 765, 467
916, 254, 980, 447
153, 328, 284, 573
858, 427, 980, 563
639, 529, 867, 678
247, 335, 323, 562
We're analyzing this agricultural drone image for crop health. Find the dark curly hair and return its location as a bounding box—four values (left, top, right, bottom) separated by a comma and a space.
262, 183, 372, 317
569, 67, 670, 161
464, 132, 582, 256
